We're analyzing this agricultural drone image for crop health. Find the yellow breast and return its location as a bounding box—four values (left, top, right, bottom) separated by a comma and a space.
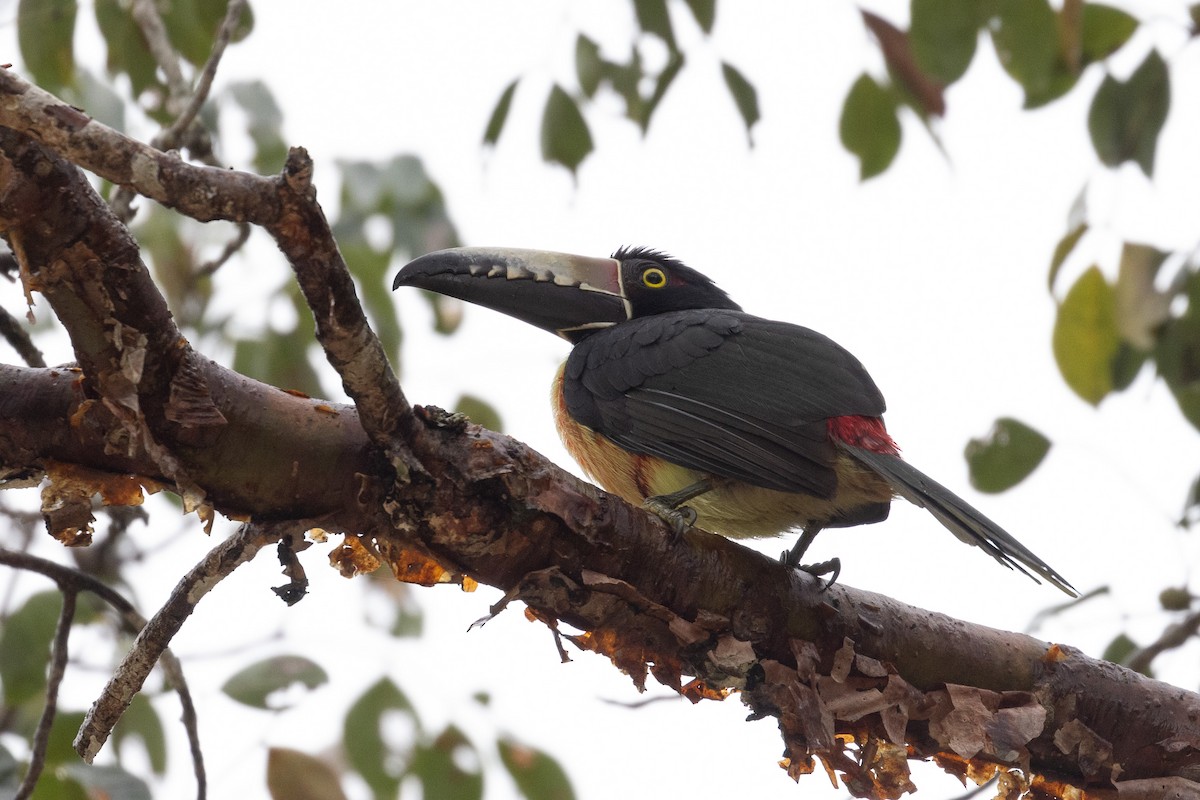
550, 364, 892, 539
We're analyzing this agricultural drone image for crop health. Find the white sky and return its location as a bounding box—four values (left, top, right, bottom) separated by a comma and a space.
4, 2, 1200, 799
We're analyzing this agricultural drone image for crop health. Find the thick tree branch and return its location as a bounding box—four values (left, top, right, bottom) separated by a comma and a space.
2, 71, 1198, 796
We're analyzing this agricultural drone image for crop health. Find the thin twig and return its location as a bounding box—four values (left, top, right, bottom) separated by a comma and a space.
1126, 609, 1200, 675
194, 222, 251, 282
0, 549, 207, 799
157, 0, 248, 149
160, 652, 206, 800
130, 0, 190, 107
0, 305, 46, 367
114, 0, 246, 222
74, 521, 282, 765
0, 548, 140, 621
15, 589, 76, 800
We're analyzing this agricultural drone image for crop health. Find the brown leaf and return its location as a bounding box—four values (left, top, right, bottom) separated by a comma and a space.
860, 10, 946, 117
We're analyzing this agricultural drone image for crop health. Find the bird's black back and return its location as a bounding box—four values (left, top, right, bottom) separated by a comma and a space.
561, 309, 886, 497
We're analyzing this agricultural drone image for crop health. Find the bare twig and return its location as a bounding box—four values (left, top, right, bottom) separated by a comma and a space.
158, 0, 248, 148
74, 521, 282, 764
15, 588, 75, 800
1126, 609, 1200, 675
111, 0, 247, 223
194, 222, 251, 281
0, 548, 208, 799
0, 305, 46, 367
130, 0, 190, 106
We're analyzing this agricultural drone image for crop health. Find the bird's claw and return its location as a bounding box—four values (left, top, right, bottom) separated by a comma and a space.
780, 554, 841, 592
643, 497, 697, 539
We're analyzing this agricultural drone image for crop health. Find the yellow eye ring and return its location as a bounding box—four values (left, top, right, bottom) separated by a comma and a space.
642, 267, 667, 288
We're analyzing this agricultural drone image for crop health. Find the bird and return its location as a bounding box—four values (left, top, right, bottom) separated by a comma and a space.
393, 246, 1076, 596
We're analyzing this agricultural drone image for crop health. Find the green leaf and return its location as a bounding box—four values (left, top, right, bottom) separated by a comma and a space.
138, 204, 199, 318
61, 764, 152, 800
1087, 49, 1170, 176
910, 0, 980, 85
1184, 472, 1200, 528
683, 0, 716, 33
94, 0, 161, 97
0, 591, 63, 705
1053, 265, 1120, 405
45, 710, 87, 767
161, 0, 254, 67
227, 80, 288, 173
499, 737, 576, 800
221, 655, 329, 710
0, 743, 18, 792
991, 0, 1074, 107
484, 79, 519, 145
29, 771, 87, 800
1110, 340, 1147, 392
114, 693, 168, 775
388, 599, 424, 638
1155, 271, 1200, 431
1159, 586, 1192, 611
1081, 3, 1138, 64
839, 74, 901, 180
232, 290, 324, 397
965, 417, 1051, 493
575, 37, 602, 98
344, 678, 421, 799
720, 61, 759, 144
640, 51, 685, 133
408, 726, 483, 800
267, 748, 349, 800
1047, 223, 1089, 293
540, 85, 593, 174
18, 0, 78, 92
633, 0, 677, 51
68, 69, 127, 131
1101, 632, 1139, 666
455, 394, 503, 432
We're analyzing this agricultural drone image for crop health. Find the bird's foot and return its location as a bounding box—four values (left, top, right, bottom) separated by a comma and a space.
643, 496, 697, 539
780, 553, 841, 592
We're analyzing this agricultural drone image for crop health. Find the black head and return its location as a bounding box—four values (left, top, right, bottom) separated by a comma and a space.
613, 246, 742, 317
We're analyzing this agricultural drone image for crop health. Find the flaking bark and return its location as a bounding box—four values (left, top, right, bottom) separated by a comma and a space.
0, 68, 1198, 798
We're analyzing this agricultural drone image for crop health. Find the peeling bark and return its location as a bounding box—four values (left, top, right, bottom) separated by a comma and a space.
1, 69, 1199, 798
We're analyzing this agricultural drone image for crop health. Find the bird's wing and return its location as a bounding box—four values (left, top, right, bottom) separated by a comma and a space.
562, 311, 886, 496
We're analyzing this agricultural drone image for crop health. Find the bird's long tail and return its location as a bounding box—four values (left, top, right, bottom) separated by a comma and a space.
839, 442, 1077, 597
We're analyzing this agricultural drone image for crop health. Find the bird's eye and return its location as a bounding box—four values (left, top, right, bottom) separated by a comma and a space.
641, 267, 667, 288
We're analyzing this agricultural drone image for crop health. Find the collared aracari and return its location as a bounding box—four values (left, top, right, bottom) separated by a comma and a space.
393, 246, 1076, 596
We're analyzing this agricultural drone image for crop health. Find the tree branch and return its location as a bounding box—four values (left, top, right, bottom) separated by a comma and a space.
0, 304, 44, 366
0, 548, 207, 800
2, 69, 1199, 796
0, 67, 413, 448
75, 520, 279, 766
15, 586, 74, 800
